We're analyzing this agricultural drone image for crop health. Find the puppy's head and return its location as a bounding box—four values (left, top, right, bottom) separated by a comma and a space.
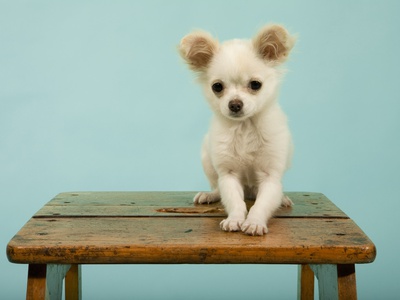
179, 25, 295, 121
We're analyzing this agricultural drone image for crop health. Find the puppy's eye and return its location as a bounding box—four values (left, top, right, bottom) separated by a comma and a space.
212, 82, 224, 93
249, 80, 262, 91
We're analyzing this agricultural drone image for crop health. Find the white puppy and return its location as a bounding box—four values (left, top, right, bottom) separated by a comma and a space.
179, 24, 295, 235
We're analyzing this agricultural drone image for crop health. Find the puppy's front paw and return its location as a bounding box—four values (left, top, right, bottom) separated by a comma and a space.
220, 218, 245, 232
194, 191, 220, 204
281, 195, 293, 207
241, 219, 268, 236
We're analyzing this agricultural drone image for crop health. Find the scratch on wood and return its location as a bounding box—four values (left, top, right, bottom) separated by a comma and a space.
156, 207, 224, 214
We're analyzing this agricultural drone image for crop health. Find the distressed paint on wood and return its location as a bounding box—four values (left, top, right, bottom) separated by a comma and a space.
46, 264, 70, 300
311, 264, 340, 299
33, 192, 348, 219
7, 192, 376, 300
26, 264, 70, 300
310, 264, 357, 300
8, 217, 375, 265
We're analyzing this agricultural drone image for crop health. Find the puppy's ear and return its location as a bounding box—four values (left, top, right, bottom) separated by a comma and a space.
179, 31, 218, 72
253, 24, 295, 64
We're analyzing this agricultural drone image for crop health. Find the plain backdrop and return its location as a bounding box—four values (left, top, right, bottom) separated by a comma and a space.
1, 1, 399, 299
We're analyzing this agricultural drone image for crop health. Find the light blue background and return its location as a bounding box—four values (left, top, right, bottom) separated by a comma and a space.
1, 1, 399, 299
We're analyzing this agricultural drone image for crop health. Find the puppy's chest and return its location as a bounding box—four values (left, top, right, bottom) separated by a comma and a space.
215, 123, 268, 164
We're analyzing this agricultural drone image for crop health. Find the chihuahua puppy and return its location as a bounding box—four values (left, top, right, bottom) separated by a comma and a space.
179, 24, 295, 235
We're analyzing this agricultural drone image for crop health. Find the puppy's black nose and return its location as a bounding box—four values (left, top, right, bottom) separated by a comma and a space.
229, 99, 243, 113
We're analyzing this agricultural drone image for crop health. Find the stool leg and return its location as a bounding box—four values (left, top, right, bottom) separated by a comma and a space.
46, 264, 71, 299
337, 264, 357, 300
297, 264, 314, 300
310, 264, 357, 300
26, 264, 71, 300
65, 264, 82, 300
27, 264, 47, 300
313, 264, 338, 299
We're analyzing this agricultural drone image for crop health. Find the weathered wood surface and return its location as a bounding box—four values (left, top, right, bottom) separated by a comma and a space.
7, 192, 376, 266
8, 219, 375, 264
33, 192, 348, 218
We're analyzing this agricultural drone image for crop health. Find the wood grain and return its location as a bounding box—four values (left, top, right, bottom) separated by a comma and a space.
33, 192, 348, 218
26, 264, 46, 300
337, 264, 357, 299
7, 217, 375, 265
65, 264, 81, 300
7, 192, 375, 266
7, 192, 377, 300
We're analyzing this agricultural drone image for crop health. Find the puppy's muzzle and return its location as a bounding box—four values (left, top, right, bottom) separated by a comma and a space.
229, 99, 243, 113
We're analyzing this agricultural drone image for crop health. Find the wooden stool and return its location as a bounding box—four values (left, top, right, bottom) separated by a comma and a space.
7, 192, 376, 300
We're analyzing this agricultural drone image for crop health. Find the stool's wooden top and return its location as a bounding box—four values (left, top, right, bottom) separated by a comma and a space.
7, 192, 376, 265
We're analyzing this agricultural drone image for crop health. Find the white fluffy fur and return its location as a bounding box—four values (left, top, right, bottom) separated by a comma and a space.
179, 25, 295, 235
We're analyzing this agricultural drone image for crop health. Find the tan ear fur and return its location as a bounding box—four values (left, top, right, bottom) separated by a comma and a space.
179, 31, 218, 72
253, 24, 295, 64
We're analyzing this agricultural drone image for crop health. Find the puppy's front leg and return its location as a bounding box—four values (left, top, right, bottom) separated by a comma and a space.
242, 178, 283, 235
218, 174, 247, 232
